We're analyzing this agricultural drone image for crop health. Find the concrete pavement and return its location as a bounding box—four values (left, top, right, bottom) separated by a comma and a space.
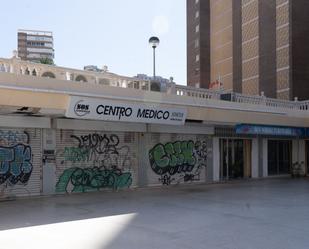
0, 178, 309, 249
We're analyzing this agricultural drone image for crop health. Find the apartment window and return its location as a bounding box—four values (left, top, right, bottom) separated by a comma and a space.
195, 24, 199, 33
195, 39, 199, 48
195, 54, 200, 62
195, 11, 199, 19
27, 36, 53, 42
195, 68, 200, 75
195, 82, 200, 88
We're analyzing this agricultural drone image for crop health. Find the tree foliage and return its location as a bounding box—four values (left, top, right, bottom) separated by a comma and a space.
39, 57, 54, 65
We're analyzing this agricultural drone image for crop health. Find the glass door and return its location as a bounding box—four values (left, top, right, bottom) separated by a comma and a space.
233, 139, 244, 178
268, 140, 292, 175
220, 139, 250, 180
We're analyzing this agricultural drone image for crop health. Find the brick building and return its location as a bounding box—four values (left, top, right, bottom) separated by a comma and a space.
187, 0, 309, 100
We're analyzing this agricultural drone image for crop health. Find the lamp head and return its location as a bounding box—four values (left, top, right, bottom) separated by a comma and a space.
149, 36, 160, 48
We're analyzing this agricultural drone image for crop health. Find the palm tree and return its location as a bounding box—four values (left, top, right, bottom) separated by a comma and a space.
39, 57, 54, 65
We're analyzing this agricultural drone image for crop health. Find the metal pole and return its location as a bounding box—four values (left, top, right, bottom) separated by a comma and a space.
153, 46, 156, 79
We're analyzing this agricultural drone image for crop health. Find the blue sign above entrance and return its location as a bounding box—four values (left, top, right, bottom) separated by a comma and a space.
235, 124, 305, 137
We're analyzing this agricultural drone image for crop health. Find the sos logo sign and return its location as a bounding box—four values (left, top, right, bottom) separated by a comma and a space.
74, 100, 90, 117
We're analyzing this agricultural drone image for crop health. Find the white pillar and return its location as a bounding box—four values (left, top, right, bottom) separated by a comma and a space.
262, 139, 268, 177
4, 64, 9, 72
10, 64, 14, 73
212, 137, 220, 182
251, 138, 259, 178
167, 83, 176, 95
66, 72, 72, 81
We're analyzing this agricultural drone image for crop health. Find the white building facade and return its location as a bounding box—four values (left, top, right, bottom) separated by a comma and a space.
0, 58, 308, 200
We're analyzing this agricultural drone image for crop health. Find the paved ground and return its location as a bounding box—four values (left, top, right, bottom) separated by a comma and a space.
0, 178, 309, 249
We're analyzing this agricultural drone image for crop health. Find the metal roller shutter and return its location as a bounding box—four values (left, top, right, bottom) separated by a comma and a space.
147, 133, 211, 186
55, 130, 138, 194
0, 128, 42, 199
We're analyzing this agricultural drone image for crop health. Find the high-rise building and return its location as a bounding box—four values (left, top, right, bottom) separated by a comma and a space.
187, 0, 309, 100
187, 0, 210, 89
17, 29, 54, 63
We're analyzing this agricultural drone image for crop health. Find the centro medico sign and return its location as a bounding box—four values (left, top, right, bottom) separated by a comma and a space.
66, 96, 187, 125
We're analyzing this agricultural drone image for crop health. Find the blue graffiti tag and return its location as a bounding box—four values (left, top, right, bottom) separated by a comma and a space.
0, 144, 32, 185
0, 131, 29, 145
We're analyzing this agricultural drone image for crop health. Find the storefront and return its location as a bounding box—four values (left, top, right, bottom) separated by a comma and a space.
41, 95, 214, 195
53, 129, 139, 194
2, 92, 309, 201
0, 116, 50, 200
219, 139, 252, 180
0, 96, 218, 200
213, 126, 254, 181
268, 140, 292, 175
49, 119, 214, 192
146, 132, 212, 186
236, 124, 306, 177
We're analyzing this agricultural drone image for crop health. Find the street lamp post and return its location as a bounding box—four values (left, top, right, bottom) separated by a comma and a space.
149, 36, 160, 80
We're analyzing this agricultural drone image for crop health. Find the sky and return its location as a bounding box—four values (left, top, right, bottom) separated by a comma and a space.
0, 0, 187, 85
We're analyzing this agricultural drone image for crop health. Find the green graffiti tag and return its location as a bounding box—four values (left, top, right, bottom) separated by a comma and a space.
149, 140, 209, 185
55, 167, 132, 193
149, 141, 196, 175
63, 147, 90, 162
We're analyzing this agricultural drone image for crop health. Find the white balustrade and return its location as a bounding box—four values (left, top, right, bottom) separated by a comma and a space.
174, 85, 221, 99
2, 57, 309, 112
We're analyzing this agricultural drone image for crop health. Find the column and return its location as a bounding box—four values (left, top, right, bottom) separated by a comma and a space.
212, 137, 220, 182
251, 138, 259, 178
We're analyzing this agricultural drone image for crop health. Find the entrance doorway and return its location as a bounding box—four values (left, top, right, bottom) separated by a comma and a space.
268, 140, 292, 175
220, 139, 252, 180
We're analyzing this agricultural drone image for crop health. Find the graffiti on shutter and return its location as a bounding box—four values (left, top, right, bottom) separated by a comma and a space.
149, 140, 209, 185
56, 132, 135, 193
0, 131, 33, 195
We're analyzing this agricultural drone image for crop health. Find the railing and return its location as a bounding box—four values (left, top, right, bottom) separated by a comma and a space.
0, 57, 151, 91
231, 93, 299, 110
174, 85, 221, 100
298, 101, 309, 110
172, 86, 309, 112
2, 57, 309, 112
